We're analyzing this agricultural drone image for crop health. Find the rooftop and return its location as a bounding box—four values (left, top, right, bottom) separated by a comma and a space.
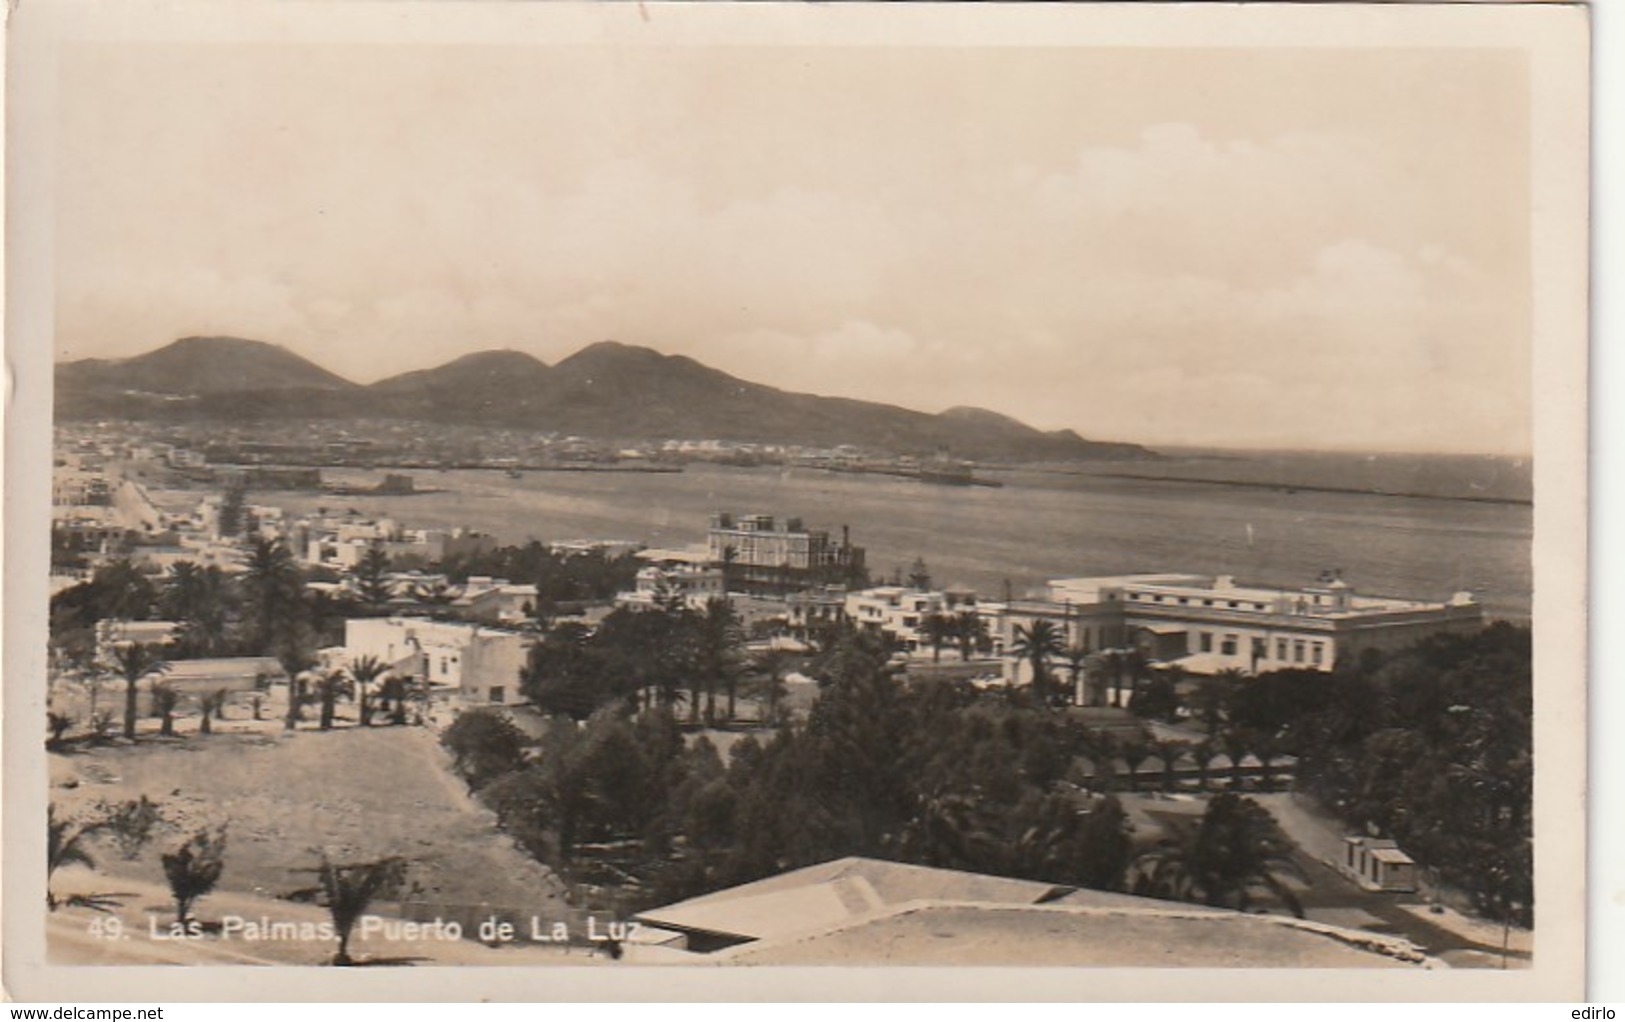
637, 856, 1430, 968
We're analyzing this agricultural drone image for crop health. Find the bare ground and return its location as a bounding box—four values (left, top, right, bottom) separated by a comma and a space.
48, 724, 570, 934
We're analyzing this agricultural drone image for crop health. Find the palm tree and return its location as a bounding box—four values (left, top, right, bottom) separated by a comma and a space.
1133, 793, 1307, 916
160, 560, 204, 619
47, 805, 99, 909
953, 609, 987, 662
312, 855, 409, 966
150, 682, 180, 737
47, 711, 75, 750
196, 690, 228, 736
1192, 738, 1217, 792
1220, 728, 1253, 791
1150, 737, 1191, 793
314, 670, 351, 731
698, 598, 744, 723
161, 827, 227, 926
1119, 736, 1152, 792
413, 579, 458, 608
111, 642, 169, 740
1010, 619, 1065, 708
1124, 648, 1152, 709
243, 538, 305, 654
1063, 643, 1092, 706
347, 655, 388, 726
1253, 729, 1286, 793
750, 649, 790, 726
921, 613, 954, 663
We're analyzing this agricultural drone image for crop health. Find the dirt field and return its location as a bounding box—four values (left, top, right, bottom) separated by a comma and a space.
48, 725, 569, 925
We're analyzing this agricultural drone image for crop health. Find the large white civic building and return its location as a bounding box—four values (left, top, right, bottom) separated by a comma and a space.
997, 572, 1483, 686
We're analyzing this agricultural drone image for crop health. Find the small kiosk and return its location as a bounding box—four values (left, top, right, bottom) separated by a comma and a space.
1341, 836, 1419, 893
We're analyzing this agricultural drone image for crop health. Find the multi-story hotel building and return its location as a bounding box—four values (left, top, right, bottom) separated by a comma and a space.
706, 513, 866, 596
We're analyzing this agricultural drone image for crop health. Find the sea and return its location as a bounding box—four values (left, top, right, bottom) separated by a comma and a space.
256, 452, 1533, 623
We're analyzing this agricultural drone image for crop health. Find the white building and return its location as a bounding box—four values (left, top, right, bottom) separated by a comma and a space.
454, 577, 541, 624
843, 586, 987, 654
548, 539, 644, 559
616, 550, 726, 612
343, 617, 534, 706
994, 572, 1484, 693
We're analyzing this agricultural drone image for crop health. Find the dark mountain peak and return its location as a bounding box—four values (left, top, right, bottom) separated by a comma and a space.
939, 405, 1029, 429
552, 341, 738, 391
58, 335, 356, 394
164, 335, 289, 357
437, 349, 550, 373
368, 349, 553, 404
556, 340, 669, 370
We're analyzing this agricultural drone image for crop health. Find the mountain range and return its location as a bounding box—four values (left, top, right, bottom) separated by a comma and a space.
55, 336, 1154, 462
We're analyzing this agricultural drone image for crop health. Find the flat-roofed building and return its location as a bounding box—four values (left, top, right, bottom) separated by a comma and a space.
616, 550, 726, 612
343, 617, 534, 706
996, 572, 1483, 691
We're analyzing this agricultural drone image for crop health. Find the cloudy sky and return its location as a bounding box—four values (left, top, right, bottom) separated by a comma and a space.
53, 37, 1531, 454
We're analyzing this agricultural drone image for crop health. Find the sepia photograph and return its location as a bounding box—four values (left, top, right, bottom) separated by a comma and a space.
2, 0, 1591, 1003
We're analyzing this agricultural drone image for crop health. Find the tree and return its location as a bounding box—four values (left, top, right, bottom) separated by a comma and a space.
47, 805, 99, 909
906, 557, 933, 591
697, 598, 745, 723
353, 543, 394, 609
197, 688, 229, 735
1198, 669, 1244, 734
1191, 739, 1217, 792
218, 480, 247, 538
347, 655, 388, 727
111, 642, 169, 740
161, 562, 234, 657
47, 711, 75, 750
440, 709, 529, 791
1220, 728, 1252, 791
953, 610, 988, 662
413, 579, 457, 607
1119, 735, 1152, 792
149, 682, 180, 737
1062, 643, 1092, 706
1131, 668, 1181, 722
314, 671, 351, 731
102, 796, 165, 860
1149, 737, 1191, 793
749, 649, 791, 726
242, 538, 306, 655
161, 827, 227, 925
520, 621, 609, 721
1010, 620, 1065, 708
1132, 793, 1306, 917
921, 613, 954, 664
312, 855, 408, 966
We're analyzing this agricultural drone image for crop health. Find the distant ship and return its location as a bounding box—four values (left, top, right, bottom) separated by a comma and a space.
917, 466, 1003, 488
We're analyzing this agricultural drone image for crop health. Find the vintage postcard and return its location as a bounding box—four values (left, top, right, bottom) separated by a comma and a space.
2, 0, 1591, 1003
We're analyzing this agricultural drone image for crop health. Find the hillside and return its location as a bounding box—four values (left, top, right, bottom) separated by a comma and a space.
55, 336, 1155, 461
58, 336, 357, 395
49, 727, 570, 917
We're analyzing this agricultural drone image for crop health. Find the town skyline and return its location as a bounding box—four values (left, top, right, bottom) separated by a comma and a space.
52, 39, 1533, 456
